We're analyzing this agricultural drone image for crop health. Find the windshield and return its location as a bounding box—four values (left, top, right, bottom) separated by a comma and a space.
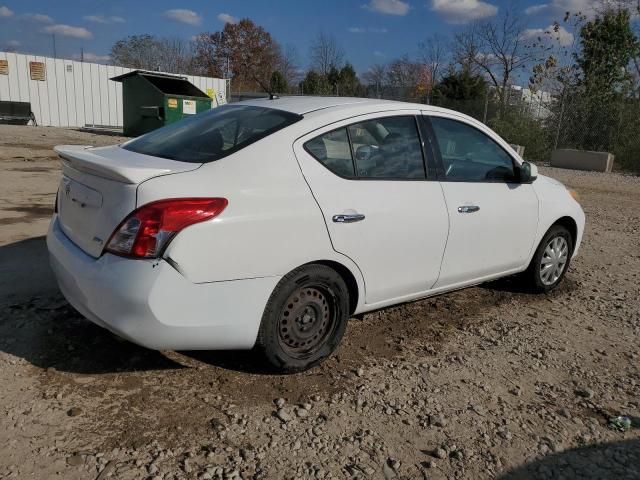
122, 104, 302, 163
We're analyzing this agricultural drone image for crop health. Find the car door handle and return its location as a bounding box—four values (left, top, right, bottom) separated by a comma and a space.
332, 213, 365, 223
458, 205, 480, 213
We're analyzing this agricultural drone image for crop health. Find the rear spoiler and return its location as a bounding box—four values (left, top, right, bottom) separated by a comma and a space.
54, 145, 199, 184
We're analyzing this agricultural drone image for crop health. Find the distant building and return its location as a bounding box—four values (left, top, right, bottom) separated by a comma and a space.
508, 85, 553, 119
0, 51, 228, 128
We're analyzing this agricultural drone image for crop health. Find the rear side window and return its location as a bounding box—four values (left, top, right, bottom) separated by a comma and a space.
123, 105, 301, 163
304, 115, 426, 180
348, 117, 425, 179
304, 128, 355, 177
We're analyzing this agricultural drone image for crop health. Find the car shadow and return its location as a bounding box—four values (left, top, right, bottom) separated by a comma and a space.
481, 274, 578, 295
0, 236, 183, 374
180, 349, 284, 375
499, 438, 640, 479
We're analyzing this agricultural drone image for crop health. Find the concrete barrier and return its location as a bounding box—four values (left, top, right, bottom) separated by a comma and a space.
550, 149, 614, 173
510, 144, 525, 157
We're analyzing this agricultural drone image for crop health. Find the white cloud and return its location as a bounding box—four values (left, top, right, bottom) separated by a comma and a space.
217, 13, 238, 24
522, 24, 574, 46
349, 26, 388, 33
374, 50, 386, 57
524, 4, 549, 14
363, 0, 410, 15
164, 9, 202, 26
6, 39, 20, 46
430, 0, 498, 24
44, 24, 93, 39
84, 15, 125, 24
0, 5, 13, 17
73, 52, 111, 63
23, 13, 54, 23
524, 0, 599, 16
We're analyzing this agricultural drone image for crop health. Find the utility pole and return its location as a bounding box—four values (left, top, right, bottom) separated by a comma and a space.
80, 47, 84, 62
483, 89, 489, 123
52, 34, 57, 58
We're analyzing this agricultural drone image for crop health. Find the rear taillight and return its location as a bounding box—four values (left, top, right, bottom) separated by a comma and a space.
105, 198, 228, 259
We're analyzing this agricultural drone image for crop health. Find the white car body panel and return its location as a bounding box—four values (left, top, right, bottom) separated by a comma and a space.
48, 216, 279, 349
46, 96, 585, 351
434, 181, 539, 287
422, 111, 540, 288
55, 145, 200, 258
144, 128, 356, 287
531, 174, 585, 258
293, 109, 449, 304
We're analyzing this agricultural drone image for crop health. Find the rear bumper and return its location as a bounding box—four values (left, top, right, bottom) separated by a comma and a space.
46, 215, 280, 350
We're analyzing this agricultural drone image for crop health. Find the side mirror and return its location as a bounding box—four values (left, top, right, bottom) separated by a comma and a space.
518, 161, 538, 183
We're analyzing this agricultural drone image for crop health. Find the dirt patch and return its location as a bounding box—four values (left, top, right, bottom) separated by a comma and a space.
7, 166, 58, 173
0, 125, 638, 479
0, 204, 54, 226
2, 143, 55, 151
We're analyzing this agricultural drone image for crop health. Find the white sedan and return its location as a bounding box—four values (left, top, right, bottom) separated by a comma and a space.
47, 97, 585, 372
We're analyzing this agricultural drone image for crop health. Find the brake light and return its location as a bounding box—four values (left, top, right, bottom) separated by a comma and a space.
105, 198, 228, 259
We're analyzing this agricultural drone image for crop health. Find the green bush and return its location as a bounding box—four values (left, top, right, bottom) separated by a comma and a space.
488, 112, 554, 162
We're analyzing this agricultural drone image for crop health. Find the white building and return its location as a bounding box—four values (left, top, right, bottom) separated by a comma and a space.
0, 51, 228, 128
509, 85, 553, 119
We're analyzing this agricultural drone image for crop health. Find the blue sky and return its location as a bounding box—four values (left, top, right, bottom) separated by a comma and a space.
0, 0, 590, 73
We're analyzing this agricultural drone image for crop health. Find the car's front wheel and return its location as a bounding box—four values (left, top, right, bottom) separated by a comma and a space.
257, 264, 349, 372
523, 224, 573, 293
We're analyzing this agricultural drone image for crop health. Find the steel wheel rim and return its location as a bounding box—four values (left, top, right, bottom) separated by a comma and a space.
539, 235, 569, 286
278, 286, 337, 359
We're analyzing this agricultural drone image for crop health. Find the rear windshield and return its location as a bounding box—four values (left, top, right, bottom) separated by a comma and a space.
123, 104, 302, 163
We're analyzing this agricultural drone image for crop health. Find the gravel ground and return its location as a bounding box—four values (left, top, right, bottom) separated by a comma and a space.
0, 125, 638, 480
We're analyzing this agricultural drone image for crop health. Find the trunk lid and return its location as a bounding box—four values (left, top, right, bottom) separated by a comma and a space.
55, 145, 201, 258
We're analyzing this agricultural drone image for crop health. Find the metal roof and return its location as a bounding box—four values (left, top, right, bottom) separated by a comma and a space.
110, 69, 189, 82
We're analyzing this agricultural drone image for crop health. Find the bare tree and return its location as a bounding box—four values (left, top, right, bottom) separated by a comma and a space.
362, 64, 387, 97
276, 43, 301, 89
309, 32, 344, 76
419, 33, 450, 96
111, 34, 162, 70
111, 34, 195, 74
385, 55, 423, 101
191, 33, 223, 77
156, 37, 192, 74
455, 5, 543, 112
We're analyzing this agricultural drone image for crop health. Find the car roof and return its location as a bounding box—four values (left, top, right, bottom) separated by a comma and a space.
237, 96, 413, 115
235, 96, 477, 124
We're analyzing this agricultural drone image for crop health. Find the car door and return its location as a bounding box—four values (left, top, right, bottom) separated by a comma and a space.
423, 113, 539, 288
293, 111, 449, 305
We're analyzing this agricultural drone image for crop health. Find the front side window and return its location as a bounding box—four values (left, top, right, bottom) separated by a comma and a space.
123, 105, 301, 163
429, 116, 516, 182
304, 115, 426, 180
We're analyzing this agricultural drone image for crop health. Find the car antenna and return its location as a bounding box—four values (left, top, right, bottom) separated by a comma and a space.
249, 72, 279, 101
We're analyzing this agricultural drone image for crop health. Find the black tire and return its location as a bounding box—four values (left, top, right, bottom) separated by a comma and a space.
522, 224, 574, 293
256, 264, 350, 372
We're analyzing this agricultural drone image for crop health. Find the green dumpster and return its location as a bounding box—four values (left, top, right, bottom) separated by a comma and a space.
111, 70, 213, 137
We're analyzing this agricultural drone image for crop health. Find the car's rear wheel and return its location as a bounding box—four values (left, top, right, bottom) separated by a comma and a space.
257, 265, 349, 372
523, 224, 573, 293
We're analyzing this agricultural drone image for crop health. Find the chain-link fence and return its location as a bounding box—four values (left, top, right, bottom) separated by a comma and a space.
368, 86, 640, 171
549, 91, 640, 170
237, 86, 639, 170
